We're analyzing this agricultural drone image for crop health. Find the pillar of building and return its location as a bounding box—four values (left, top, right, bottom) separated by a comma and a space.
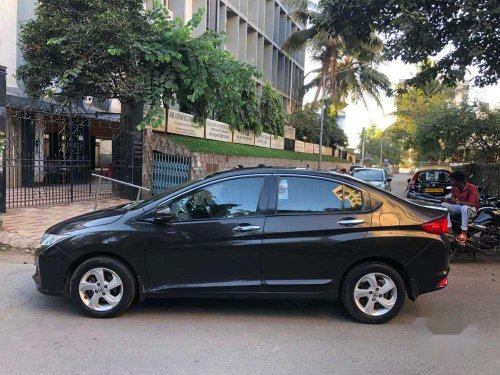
0, 66, 7, 212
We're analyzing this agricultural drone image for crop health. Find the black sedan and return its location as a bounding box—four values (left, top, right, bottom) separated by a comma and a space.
34, 168, 450, 324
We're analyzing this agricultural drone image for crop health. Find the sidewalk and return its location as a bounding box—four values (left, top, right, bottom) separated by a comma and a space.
0, 198, 128, 247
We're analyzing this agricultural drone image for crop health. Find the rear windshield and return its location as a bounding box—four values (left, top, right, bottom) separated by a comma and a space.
417, 171, 450, 183
353, 169, 383, 181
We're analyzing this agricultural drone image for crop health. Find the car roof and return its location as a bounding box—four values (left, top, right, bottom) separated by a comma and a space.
352, 167, 384, 171
416, 165, 452, 172
198, 166, 371, 186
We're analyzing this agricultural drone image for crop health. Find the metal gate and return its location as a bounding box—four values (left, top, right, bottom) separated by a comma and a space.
152, 152, 191, 195
4, 104, 122, 208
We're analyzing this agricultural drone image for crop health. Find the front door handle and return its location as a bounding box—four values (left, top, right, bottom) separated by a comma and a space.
233, 224, 261, 232
337, 218, 365, 226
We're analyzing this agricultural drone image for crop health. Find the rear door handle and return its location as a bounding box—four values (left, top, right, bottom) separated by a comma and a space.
233, 224, 261, 232
337, 218, 365, 226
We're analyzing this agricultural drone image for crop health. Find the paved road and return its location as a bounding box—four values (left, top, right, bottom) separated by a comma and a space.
0, 259, 499, 375
391, 172, 411, 197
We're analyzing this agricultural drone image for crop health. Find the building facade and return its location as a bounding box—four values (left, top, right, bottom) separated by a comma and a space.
155, 0, 305, 112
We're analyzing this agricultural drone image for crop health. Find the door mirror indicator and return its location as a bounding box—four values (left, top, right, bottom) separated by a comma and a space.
153, 206, 173, 223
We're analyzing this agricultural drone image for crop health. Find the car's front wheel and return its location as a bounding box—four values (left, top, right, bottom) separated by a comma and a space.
341, 262, 406, 324
69, 256, 136, 318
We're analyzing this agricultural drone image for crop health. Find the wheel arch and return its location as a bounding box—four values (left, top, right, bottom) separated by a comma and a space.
339, 257, 415, 301
64, 252, 142, 298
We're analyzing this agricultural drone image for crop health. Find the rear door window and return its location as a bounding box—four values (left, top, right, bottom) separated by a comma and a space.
276, 177, 364, 214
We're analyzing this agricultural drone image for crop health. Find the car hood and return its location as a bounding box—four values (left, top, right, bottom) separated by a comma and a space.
45, 204, 128, 234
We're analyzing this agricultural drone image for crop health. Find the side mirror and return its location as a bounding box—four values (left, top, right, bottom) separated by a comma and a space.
407, 178, 411, 183
386, 178, 392, 183
153, 206, 173, 223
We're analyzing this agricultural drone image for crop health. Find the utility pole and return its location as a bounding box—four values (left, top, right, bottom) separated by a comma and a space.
318, 73, 326, 170
380, 138, 383, 168
361, 127, 366, 166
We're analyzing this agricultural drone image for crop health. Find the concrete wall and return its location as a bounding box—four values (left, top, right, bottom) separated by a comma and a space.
148, 133, 350, 182
0, 0, 37, 95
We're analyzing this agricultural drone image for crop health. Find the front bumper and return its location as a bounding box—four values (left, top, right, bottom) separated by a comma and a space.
33, 245, 72, 296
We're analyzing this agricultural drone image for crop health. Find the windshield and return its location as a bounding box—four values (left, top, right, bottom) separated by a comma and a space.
417, 171, 450, 183
353, 169, 383, 182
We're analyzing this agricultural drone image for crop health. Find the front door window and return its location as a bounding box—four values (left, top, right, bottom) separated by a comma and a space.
169, 177, 264, 222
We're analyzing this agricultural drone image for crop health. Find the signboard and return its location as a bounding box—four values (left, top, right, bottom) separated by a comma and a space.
284, 125, 296, 140
206, 119, 232, 143
233, 130, 255, 145
304, 142, 314, 154
294, 140, 305, 153
271, 135, 285, 150
255, 132, 271, 148
313, 144, 320, 154
167, 109, 204, 138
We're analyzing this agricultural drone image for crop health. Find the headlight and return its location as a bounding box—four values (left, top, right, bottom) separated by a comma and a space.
40, 233, 69, 247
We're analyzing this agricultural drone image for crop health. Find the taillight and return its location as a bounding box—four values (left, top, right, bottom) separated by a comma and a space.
410, 172, 419, 190
436, 277, 448, 288
421, 216, 448, 235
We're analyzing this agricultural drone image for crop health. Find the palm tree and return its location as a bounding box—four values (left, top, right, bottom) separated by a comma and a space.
283, 0, 391, 111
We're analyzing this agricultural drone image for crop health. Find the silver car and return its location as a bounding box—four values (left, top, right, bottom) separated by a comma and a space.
352, 168, 392, 191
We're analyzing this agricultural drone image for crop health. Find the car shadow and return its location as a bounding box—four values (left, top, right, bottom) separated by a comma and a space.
126, 297, 352, 322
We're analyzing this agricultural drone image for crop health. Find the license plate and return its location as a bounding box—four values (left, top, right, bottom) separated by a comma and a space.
425, 188, 444, 193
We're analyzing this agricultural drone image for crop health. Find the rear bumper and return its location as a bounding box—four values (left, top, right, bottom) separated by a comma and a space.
405, 236, 450, 300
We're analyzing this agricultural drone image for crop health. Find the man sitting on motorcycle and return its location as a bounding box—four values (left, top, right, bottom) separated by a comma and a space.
441, 171, 479, 242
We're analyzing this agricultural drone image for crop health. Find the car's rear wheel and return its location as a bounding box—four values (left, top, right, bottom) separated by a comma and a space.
69, 257, 136, 318
341, 262, 406, 324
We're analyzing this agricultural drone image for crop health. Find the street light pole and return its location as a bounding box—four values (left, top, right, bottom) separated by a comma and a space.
318, 73, 326, 170
361, 127, 366, 166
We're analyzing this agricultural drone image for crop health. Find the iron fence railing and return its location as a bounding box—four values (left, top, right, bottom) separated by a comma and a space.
91, 174, 150, 210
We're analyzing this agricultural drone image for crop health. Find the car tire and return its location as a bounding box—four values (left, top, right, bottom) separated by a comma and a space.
69, 256, 136, 318
341, 262, 406, 324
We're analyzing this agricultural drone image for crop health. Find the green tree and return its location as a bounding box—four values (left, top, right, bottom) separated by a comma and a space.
17, 0, 261, 132
284, 0, 391, 111
414, 103, 500, 163
260, 82, 286, 136
320, 0, 500, 86
18, 0, 147, 100
362, 124, 404, 165
287, 105, 348, 148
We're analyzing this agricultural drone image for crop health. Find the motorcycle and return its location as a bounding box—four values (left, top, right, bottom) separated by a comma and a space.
406, 189, 500, 261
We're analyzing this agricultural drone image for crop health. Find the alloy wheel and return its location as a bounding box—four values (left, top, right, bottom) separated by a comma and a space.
353, 272, 397, 316
78, 267, 123, 312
